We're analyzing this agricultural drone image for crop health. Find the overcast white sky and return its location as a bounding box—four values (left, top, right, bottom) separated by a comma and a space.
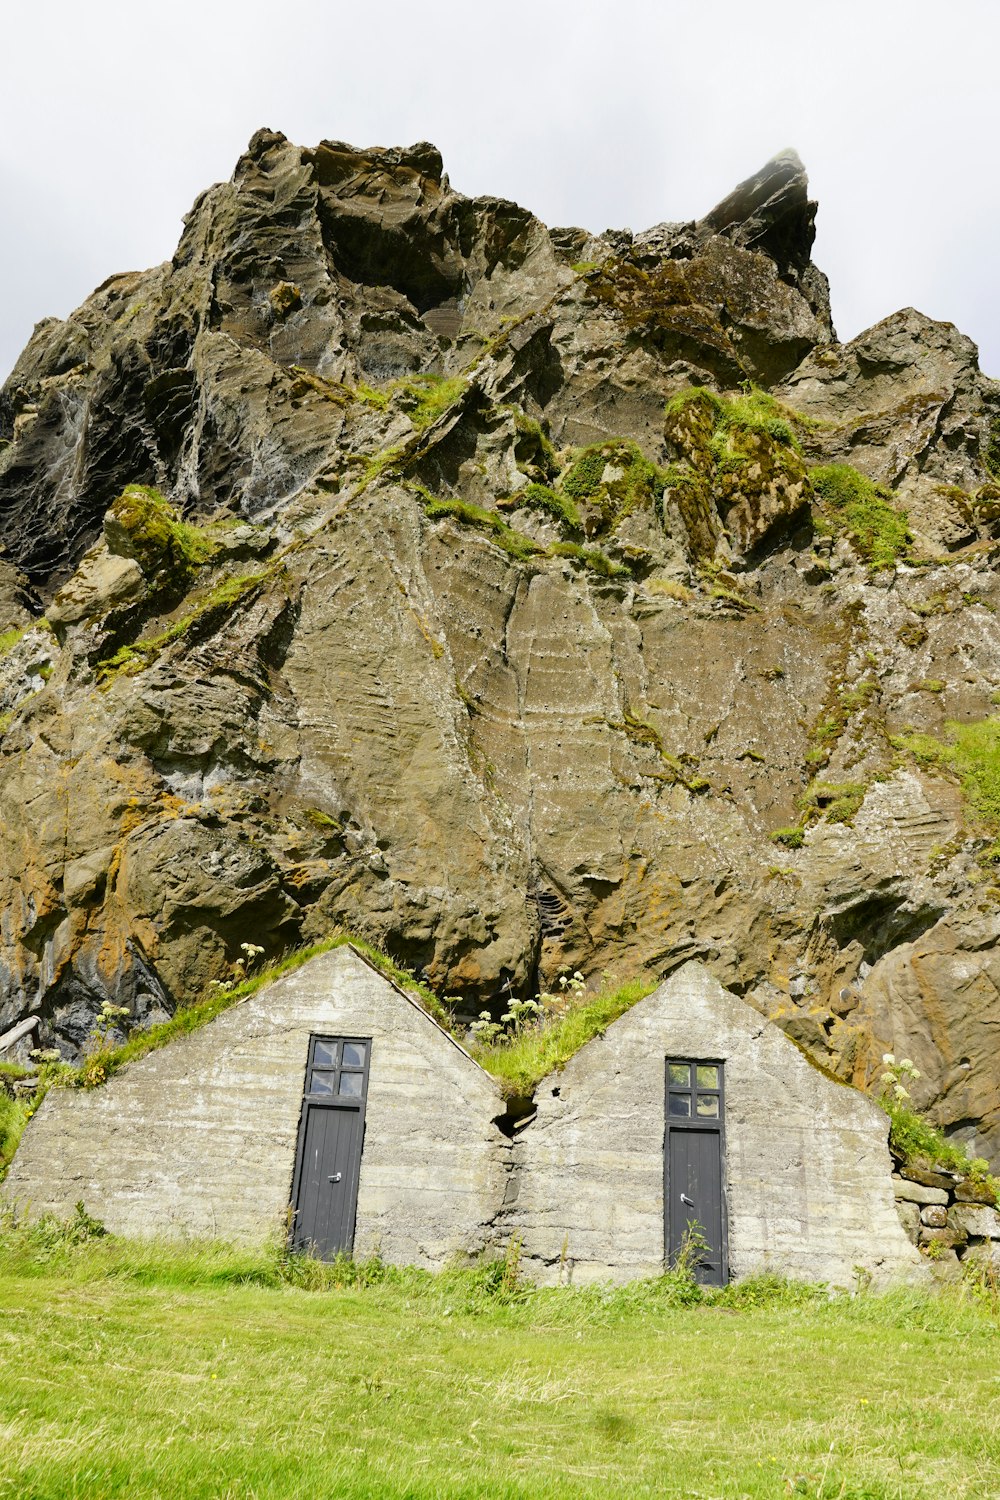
2, 1, 998, 381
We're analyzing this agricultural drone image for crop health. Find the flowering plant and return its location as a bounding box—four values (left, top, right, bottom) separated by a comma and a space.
879, 1051, 920, 1104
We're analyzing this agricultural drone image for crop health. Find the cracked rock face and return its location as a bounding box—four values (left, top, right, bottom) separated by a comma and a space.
2, 133, 1000, 1161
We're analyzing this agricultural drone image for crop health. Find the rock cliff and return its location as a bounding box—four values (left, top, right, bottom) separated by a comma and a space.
2, 131, 1000, 1160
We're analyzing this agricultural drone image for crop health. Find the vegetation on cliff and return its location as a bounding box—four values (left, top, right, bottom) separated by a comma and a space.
2, 134, 1000, 1163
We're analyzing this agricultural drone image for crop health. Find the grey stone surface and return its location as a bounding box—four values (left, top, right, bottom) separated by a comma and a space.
962, 1240, 1000, 1269
2, 946, 509, 1269
508, 962, 924, 1287
949, 1202, 1000, 1239
895, 1199, 920, 1238
2, 136, 1000, 1173
892, 1175, 949, 1206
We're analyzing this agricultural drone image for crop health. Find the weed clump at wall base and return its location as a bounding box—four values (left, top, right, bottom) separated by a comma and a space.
810, 463, 910, 569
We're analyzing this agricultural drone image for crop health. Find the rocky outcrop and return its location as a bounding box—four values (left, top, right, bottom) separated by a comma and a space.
2, 133, 1000, 1162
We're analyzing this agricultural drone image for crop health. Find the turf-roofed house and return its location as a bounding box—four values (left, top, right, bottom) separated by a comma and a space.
3, 950, 922, 1287
3, 945, 510, 1269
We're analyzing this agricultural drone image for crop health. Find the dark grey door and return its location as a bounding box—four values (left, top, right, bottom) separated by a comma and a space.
290, 1037, 371, 1259
665, 1060, 727, 1285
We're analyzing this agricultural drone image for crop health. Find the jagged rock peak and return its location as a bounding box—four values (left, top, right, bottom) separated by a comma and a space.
240, 127, 448, 187
700, 149, 815, 268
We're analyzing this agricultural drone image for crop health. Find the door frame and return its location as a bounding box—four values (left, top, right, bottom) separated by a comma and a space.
288, 1035, 372, 1257
663, 1057, 729, 1285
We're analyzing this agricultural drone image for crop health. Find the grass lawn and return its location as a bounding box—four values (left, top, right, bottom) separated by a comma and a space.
1, 1238, 999, 1500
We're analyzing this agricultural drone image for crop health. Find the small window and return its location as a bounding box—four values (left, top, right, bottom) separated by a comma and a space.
666, 1057, 724, 1125
305, 1037, 371, 1101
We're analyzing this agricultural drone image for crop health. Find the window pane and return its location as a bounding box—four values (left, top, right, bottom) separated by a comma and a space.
696, 1094, 720, 1118
314, 1041, 338, 1068
311, 1072, 336, 1095
339, 1072, 363, 1098
668, 1064, 690, 1088
696, 1065, 719, 1089
342, 1042, 367, 1068
668, 1093, 691, 1117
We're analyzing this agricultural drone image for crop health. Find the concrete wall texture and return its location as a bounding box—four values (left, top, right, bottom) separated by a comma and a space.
508, 962, 922, 1286
4, 954, 923, 1285
2, 946, 509, 1269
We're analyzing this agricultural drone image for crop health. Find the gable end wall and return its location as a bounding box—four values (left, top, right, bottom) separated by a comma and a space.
507, 961, 924, 1287
2, 947, 509, 1269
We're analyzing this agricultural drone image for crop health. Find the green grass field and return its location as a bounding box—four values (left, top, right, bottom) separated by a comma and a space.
1, 1234, 999, 1500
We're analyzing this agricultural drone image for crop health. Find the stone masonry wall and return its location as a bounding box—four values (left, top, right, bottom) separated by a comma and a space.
892, 1163, 1000, 1274
2, 946, 509, 1269
507, 962, 925, 1287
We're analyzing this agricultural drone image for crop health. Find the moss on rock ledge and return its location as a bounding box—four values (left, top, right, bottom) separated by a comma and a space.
662, 386, 812, 556
104, 485, 224, 582
810, 464, 910, 569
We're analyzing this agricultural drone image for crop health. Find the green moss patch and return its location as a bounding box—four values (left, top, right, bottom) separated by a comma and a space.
421, 495, 543, 562
96, 567, 277, 683
547, 541, 630, 578
800, 780, 867, 825
419, 490, 628, 576
559, 441, 667, 535
605, 710, 709, 789
474, 978, 657, 1097
355, 374, 468, 431
502, 483, 582, 532
107, 486, 225, 580
894, 716, 1000, 832
810, 464, 910, 569
771, 824, 806, 848
509, 409, 557, 477
0, 625, 27, 656
664, 384, 804, 453
661, 386, 813, 557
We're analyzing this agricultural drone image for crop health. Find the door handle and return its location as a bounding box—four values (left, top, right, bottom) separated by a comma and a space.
328, 1173, 342, 1184
680, 1193, 694, 1207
